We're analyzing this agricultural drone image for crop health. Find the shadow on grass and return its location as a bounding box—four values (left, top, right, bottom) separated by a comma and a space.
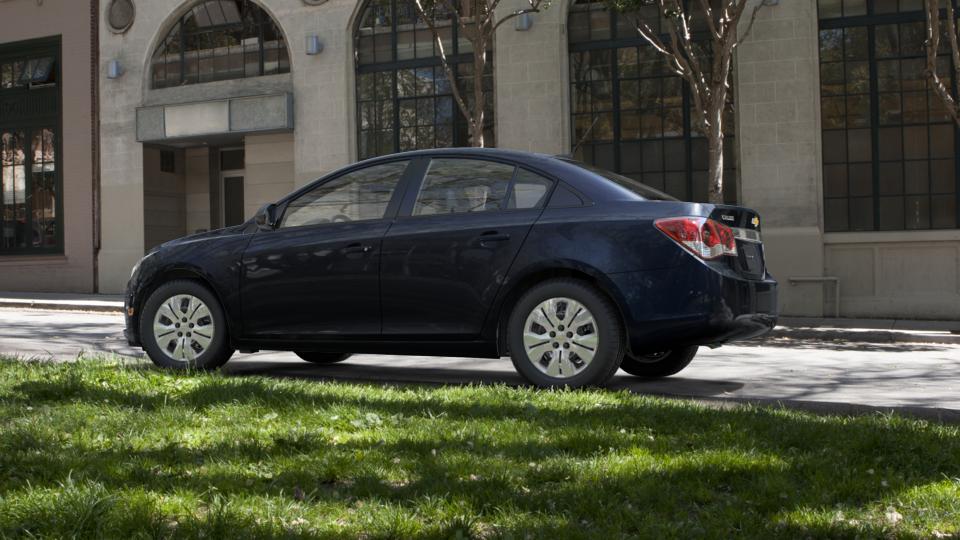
1, 360, 958, 538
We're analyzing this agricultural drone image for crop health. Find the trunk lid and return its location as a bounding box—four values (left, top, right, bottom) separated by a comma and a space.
709, 206, 766, 280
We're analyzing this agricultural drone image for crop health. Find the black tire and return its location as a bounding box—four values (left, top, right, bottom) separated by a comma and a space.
295, 352, 352, 364
140, 280, 234, 370
507, 278, 624, 388
619, 346, 698, 378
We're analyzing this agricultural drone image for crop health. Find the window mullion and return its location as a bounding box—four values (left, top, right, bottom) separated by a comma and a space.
867, 24, 880, 231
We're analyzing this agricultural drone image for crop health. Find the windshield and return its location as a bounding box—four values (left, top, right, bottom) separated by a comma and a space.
560, 159, 678, 201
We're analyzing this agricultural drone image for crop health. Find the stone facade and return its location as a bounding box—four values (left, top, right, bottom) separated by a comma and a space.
2, 0, 956, 319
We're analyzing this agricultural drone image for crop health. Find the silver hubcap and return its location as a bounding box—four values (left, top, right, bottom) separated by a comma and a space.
523, 297, 599, 379
152, 294, 215, 363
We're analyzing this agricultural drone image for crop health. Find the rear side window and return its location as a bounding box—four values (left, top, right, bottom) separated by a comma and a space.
508, 169, 553, 209
413, 158, 515, 215
280, 161, 407, 228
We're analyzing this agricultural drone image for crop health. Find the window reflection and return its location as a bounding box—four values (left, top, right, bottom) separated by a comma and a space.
281, 161, 408, 228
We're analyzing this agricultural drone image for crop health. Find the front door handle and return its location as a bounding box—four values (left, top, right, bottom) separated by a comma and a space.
343, 243, 372, 254
473, 231, 511, 247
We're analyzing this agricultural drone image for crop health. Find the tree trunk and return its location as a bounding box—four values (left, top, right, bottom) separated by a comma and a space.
471, 45, 487, 147
706, 103, 725, 205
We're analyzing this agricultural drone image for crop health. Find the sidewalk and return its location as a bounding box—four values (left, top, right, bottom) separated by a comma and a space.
0, 291, 124, 313
1, 291, 958, 345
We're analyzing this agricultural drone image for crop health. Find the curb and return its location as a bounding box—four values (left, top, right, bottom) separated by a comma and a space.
763, 327, 960, 346
0, 300, 124, 314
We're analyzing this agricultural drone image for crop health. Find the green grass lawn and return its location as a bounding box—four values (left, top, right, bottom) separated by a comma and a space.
0, 358, 958, 539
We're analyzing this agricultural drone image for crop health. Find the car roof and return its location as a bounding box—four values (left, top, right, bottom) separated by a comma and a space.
357, 148, 635, 200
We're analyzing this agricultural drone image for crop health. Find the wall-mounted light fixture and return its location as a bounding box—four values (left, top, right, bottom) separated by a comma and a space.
515, 12, 533, 31
107, 59, 124, 79
305, 35, 323, 55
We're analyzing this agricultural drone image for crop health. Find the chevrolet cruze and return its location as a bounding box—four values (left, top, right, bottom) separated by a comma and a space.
125, 148, 777, 388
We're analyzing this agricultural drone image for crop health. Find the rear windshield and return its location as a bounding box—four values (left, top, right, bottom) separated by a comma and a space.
560, 159, 678, 201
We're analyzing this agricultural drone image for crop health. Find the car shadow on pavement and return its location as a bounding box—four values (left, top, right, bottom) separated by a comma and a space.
223, 359, 747, 398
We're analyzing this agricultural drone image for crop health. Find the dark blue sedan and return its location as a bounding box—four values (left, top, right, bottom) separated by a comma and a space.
125, 148, 777, 388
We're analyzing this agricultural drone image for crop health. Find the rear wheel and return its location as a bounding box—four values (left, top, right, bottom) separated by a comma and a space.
508, 279, 624, 388
619, 346, 698, 378
140, 280, 233, 370
295, 352, 352, 364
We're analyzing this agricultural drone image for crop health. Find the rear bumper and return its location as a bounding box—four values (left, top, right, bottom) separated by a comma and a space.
608, 262, 778, 354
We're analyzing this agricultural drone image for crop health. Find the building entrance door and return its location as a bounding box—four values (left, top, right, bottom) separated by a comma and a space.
219, 147, 245, 227
222, 174, 244, 227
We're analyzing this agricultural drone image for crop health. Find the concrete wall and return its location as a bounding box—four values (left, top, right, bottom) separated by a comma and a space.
493, 0, 568, 155
0, 0, 95, 292
825, 232, 960, 320
142, 147, 186, 250
245, 133, 295, 219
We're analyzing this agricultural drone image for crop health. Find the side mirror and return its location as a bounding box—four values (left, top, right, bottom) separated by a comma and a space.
255, 203, 278, 230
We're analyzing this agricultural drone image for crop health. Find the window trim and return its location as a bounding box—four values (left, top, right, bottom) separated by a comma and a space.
0, 36, 63, 256
818, 1, 960, 231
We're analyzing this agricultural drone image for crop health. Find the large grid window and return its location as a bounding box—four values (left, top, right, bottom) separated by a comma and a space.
819, 0, 959, 231
355, 0, 494, 160
151, 0, 290, 89
1, 40, 61, 255
568, 0, 736, 203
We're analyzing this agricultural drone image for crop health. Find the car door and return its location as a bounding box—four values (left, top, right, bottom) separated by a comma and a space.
380, 157, 555, 338
240, 159, 412, 338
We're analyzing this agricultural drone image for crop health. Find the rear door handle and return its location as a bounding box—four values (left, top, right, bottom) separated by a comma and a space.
343, 243, 372, 254
473, 232, 511, 246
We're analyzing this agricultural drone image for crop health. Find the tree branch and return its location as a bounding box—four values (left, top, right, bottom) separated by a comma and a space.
412, 0, 475, 130
924, 0, 960, 125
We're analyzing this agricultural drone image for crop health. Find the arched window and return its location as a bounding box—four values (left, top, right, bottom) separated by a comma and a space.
151, 0, 290, 89
567, 0, 736, 203
354, 0, 494, 160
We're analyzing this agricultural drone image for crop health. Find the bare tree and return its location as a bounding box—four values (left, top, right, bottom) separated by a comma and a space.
924, 0, 960, 126
613, 0, 766, 203
412, 0, 548, 147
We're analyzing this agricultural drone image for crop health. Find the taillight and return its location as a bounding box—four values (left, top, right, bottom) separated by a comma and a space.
655, 217, 738, 259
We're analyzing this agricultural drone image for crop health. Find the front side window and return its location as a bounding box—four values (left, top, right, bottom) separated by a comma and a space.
151, 0, 290, 89
354, 0, 494, 159
1, 41, 60, 254
413, 158, 515, 215
280, 161, 408, 228
819, 1, 959, 231
567, 0, 737, 203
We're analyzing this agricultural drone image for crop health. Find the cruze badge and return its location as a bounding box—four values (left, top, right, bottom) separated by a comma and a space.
751, 216, 760, 227
721, 215, 735, 222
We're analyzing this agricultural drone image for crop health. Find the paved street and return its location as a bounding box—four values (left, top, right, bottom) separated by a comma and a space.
1, 308, 958, 417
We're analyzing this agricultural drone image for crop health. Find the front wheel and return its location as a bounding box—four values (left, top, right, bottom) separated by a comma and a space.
507, 279, 624, 388
295, 352, 352, 364
619, 346, 698, 378
140, 280, 234, 370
